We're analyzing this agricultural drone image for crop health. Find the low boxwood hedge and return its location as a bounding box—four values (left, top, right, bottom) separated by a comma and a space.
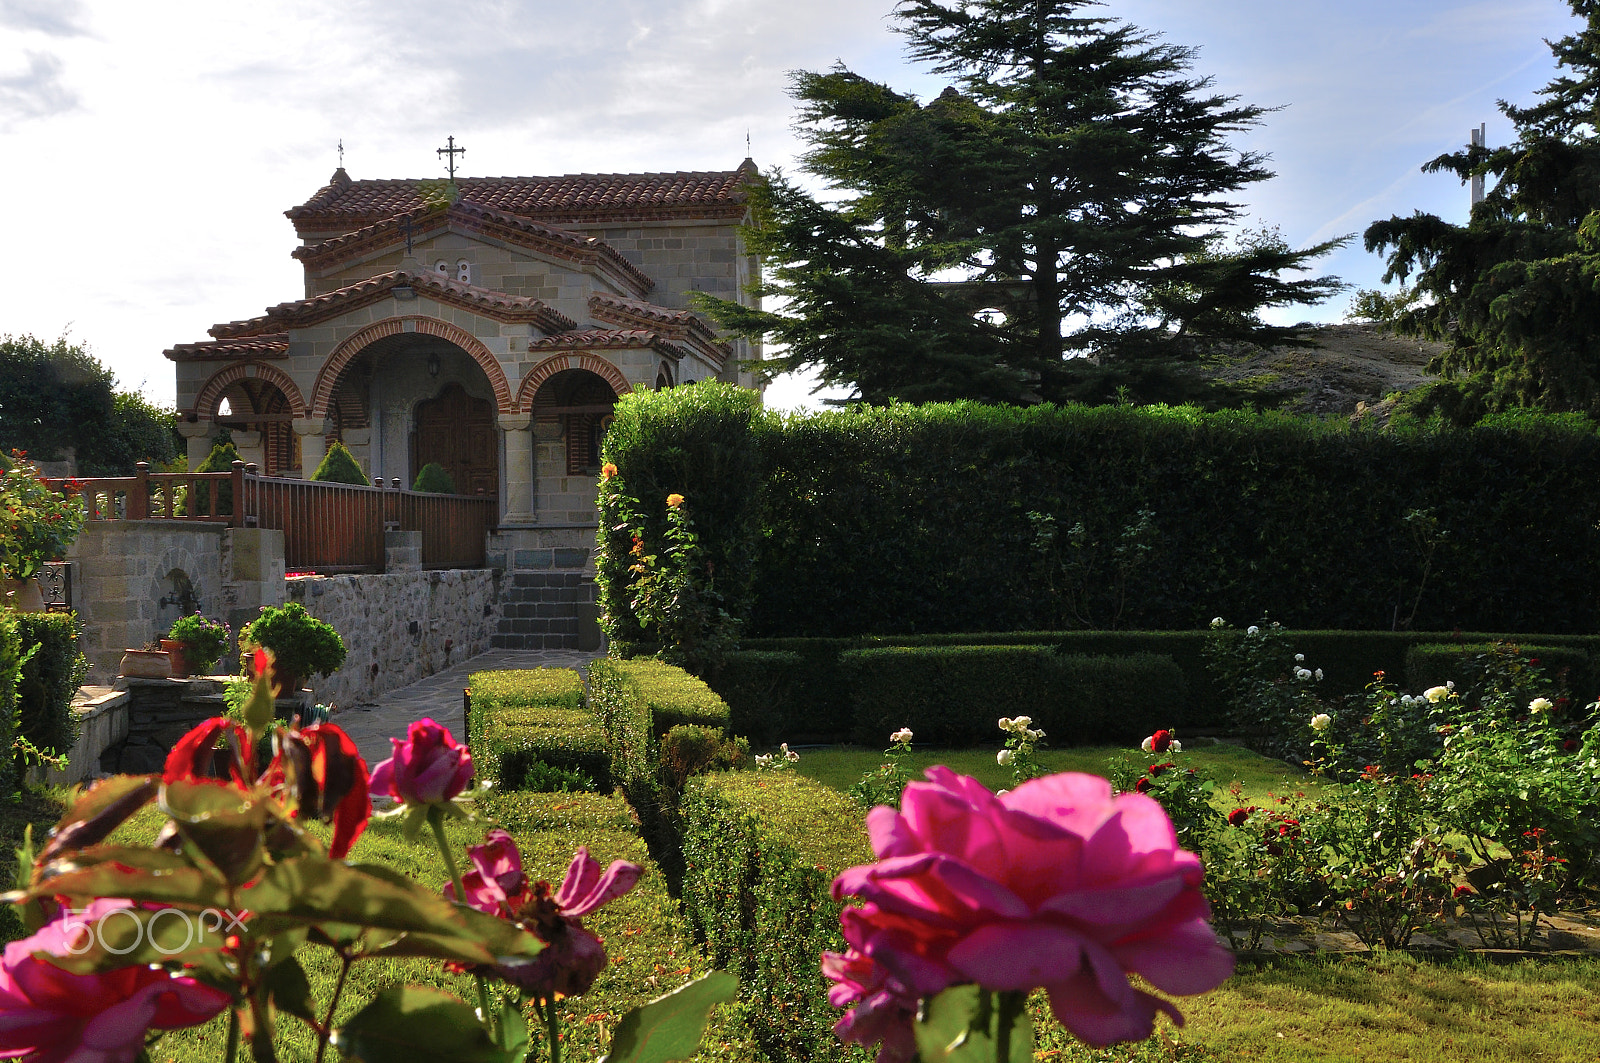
467, 669, 609, 792
711, 650, 808, 745
1405, 641, 1596, 707
680, 770, 872, 1063
588, 658, 730, 789
838, 645, 1187, 746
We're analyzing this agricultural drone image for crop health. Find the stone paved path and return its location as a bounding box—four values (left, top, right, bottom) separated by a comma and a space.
331, 648, 605, 771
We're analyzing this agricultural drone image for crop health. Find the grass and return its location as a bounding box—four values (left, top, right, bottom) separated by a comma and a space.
786, 740, 1318, 807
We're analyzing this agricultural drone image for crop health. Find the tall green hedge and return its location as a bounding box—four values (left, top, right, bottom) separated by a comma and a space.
596, 388, 1600, 640
0, 613, 22, 799
597, 385, 765, 646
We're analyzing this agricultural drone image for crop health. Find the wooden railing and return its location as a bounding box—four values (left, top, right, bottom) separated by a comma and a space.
50, 462, 496, 572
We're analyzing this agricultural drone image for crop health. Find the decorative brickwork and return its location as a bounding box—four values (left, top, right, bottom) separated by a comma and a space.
516, 352, 633, 411
192, 361, 307, 419
311, 317, 515, 417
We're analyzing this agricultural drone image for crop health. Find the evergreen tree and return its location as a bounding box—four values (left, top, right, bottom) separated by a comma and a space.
1365, 1, 1600, 421
698, 0, 1343, 405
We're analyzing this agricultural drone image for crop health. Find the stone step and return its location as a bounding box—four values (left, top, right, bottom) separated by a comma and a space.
490, 631, 582, 650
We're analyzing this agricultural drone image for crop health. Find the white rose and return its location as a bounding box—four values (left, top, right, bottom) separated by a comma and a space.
786, 749, 800, 762
1028, 728, 1045, 740
1311, 713, 1332, 732
1141, 736, 1155, 753
1314, 668, 1324, 681
891, 727, 914, 744
1247, 626, 1260, 636
1210, 617, 1226, 628
1530, 697, 1554, 714
1168, 739, 1182, 753
998, 717, 1012, 731
1295, 667, 1312, 681
1424, 686, 1450, 703
997, 749, 1015, 766
1012, 716, 1032, 729
755, 754, 773, 768
1295, 654, 1305, 662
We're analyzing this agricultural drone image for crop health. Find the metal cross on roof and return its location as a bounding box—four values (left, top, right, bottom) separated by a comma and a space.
437, 135, 465, 180
398, 215, 417, 255
338, 138, 344, 167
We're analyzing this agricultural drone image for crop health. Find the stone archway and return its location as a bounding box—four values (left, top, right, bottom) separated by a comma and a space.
311, 317, 514, 419
192, 363, 307, 475
527, 368, 621, 523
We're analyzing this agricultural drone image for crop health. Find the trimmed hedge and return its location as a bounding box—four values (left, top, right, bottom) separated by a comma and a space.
588, 658, 730, 789
680, 771, 872, 1063
467, 669, 609, 792
1405, 642, 1596, 705
13, 613, 85, 764
712, 650, 808, 745
597, 387, 1600, 640
839, 646, 1187, 746
0, 613, 22, 798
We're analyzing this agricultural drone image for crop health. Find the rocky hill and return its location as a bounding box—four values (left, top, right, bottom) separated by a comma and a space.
1206, 323, 1443, 418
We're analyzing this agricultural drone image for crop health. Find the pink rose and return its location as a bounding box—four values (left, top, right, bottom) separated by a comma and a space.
0, 899, 230, 1062
445, 835, 642, 1002
820, 948, 918, 1063
829, 767, 1234, 1047
369, 717, 473, 805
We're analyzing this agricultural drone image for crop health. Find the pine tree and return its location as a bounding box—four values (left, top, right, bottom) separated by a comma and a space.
698, 0, 1343, 405
311, 441, 367, 486
1365, 0, 1600, 421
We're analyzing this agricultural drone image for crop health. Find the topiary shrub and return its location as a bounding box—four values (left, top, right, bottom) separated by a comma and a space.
411, 462, 457, 493
310, 441, 367, 486
467, 669, 609, 792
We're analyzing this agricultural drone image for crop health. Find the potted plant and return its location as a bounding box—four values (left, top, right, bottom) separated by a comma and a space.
161, 613, 230, 677
0, 450, 86, 611
238, 602, 345, 695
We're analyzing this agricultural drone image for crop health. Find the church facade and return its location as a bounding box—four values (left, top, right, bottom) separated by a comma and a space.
165, 161, 762, 542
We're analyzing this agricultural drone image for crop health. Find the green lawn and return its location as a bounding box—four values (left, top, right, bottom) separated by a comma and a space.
788, 740, 1318, 808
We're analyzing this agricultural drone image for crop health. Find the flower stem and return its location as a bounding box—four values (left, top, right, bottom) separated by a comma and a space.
994, 990, 1026, 1063
427, 805, 497, 1046
313, 954, 352, 1063
542, 996, 562, 1063
225, 1006, 241, 1063
429, 805, 467, 903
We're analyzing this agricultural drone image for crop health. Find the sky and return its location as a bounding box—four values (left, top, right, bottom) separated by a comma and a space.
0, 0, 1583, 410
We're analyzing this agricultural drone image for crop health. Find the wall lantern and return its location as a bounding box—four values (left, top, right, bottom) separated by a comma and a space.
427, 353, 441, 378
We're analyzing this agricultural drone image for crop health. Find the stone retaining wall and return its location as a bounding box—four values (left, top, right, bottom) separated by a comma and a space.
287, 568, 500, 709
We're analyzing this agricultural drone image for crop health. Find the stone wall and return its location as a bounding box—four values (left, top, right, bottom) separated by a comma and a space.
287, 567, 500, 709
67, 521, 228, 682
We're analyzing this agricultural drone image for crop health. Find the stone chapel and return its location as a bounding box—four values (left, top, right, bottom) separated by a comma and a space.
164, 157, 762, 562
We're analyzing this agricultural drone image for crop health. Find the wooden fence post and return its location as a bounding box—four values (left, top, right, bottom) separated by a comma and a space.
129, 462, 149, 520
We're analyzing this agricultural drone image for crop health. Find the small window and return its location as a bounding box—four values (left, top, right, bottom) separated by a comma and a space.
435, 260, 449, 276
456, 259, 471, 283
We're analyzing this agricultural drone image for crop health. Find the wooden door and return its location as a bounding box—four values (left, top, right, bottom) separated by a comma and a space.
411, 383, 497, 496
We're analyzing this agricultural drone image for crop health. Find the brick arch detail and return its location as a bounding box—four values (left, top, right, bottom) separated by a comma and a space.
516, 353, 633, 411
310, 316, 515, 417
192, 362, 307, 419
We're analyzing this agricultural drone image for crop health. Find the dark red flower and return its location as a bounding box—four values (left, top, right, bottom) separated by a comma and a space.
278, 724, 371, 858
1134, 777, 1152, 793
1227, 807, 1254, 827
164, 719, 254, 789
1146, 729, 1174, 754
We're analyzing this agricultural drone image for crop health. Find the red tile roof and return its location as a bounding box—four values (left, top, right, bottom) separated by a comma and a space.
288, 161, 759, 230
588, 292, 728, 367
292, 201, 653, 297
527, 327, 690, 362
164, 334, 290, 362
208, 270, 576, 338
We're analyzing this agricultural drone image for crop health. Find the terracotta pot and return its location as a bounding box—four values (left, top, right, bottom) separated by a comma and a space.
120, 649, 172, 680
1, 578, 44, 613
160, 640, 194, 678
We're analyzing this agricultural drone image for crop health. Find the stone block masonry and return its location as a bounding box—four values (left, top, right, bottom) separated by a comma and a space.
287, 568, 501, 709
492, 571, 598, 651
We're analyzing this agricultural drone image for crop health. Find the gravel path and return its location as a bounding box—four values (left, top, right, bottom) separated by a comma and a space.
331, 648, 605, 771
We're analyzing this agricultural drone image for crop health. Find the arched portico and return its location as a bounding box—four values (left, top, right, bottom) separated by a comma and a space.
189, 362, 307, 474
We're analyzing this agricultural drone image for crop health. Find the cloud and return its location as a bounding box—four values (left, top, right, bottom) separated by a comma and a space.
0, 51, 78, 122
0, 0, 87, 36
